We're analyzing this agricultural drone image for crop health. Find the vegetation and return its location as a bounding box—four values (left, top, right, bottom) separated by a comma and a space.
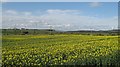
2, 34, 119, 66
1, 29, 119, 36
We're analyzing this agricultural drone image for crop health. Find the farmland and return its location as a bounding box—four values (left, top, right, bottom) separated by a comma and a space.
2, 34, 120, 66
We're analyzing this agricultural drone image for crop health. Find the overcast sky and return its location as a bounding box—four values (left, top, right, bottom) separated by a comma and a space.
2, 2, 118, 31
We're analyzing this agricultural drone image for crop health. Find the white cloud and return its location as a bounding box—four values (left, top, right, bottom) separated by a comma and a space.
90, 2, 101, 7
65, 24, 71, 27
2, 9, 118, 31
22, 12, 32, 16
0, 0, 7, 2
46, 9, 81, 15
3, 10, 33, 16
4, 10, 18, 15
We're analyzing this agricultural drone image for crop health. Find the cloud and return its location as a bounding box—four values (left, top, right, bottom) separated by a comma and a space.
4, 10, 18, 15
46, 9, 81, 15
3, 10, 32, 16
22, 12, 32, 16
0, 0, 7, 2
2, 9, 118, 31
90, 2, 101, 7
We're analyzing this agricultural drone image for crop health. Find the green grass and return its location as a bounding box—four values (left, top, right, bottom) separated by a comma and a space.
2, 34, 119, 66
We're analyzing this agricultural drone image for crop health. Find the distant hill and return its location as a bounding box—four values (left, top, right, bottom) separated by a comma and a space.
1, 29, 119, 35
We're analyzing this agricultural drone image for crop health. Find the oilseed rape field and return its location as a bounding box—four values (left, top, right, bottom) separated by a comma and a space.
2, 34, 120, 66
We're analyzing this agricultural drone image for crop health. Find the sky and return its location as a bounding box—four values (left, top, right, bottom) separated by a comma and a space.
0, 0, 119, 2
2, 2, 118, 31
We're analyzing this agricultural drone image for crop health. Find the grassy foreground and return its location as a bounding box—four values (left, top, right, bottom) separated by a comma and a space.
2, 34, 120, 66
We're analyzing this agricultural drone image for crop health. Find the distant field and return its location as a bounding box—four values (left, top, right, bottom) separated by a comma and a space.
2, 34, 120, 66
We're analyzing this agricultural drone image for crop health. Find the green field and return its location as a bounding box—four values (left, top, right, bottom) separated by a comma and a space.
2, 34, 120, 66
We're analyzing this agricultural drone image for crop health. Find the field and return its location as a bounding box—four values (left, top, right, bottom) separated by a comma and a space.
2, 34, 120, 66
